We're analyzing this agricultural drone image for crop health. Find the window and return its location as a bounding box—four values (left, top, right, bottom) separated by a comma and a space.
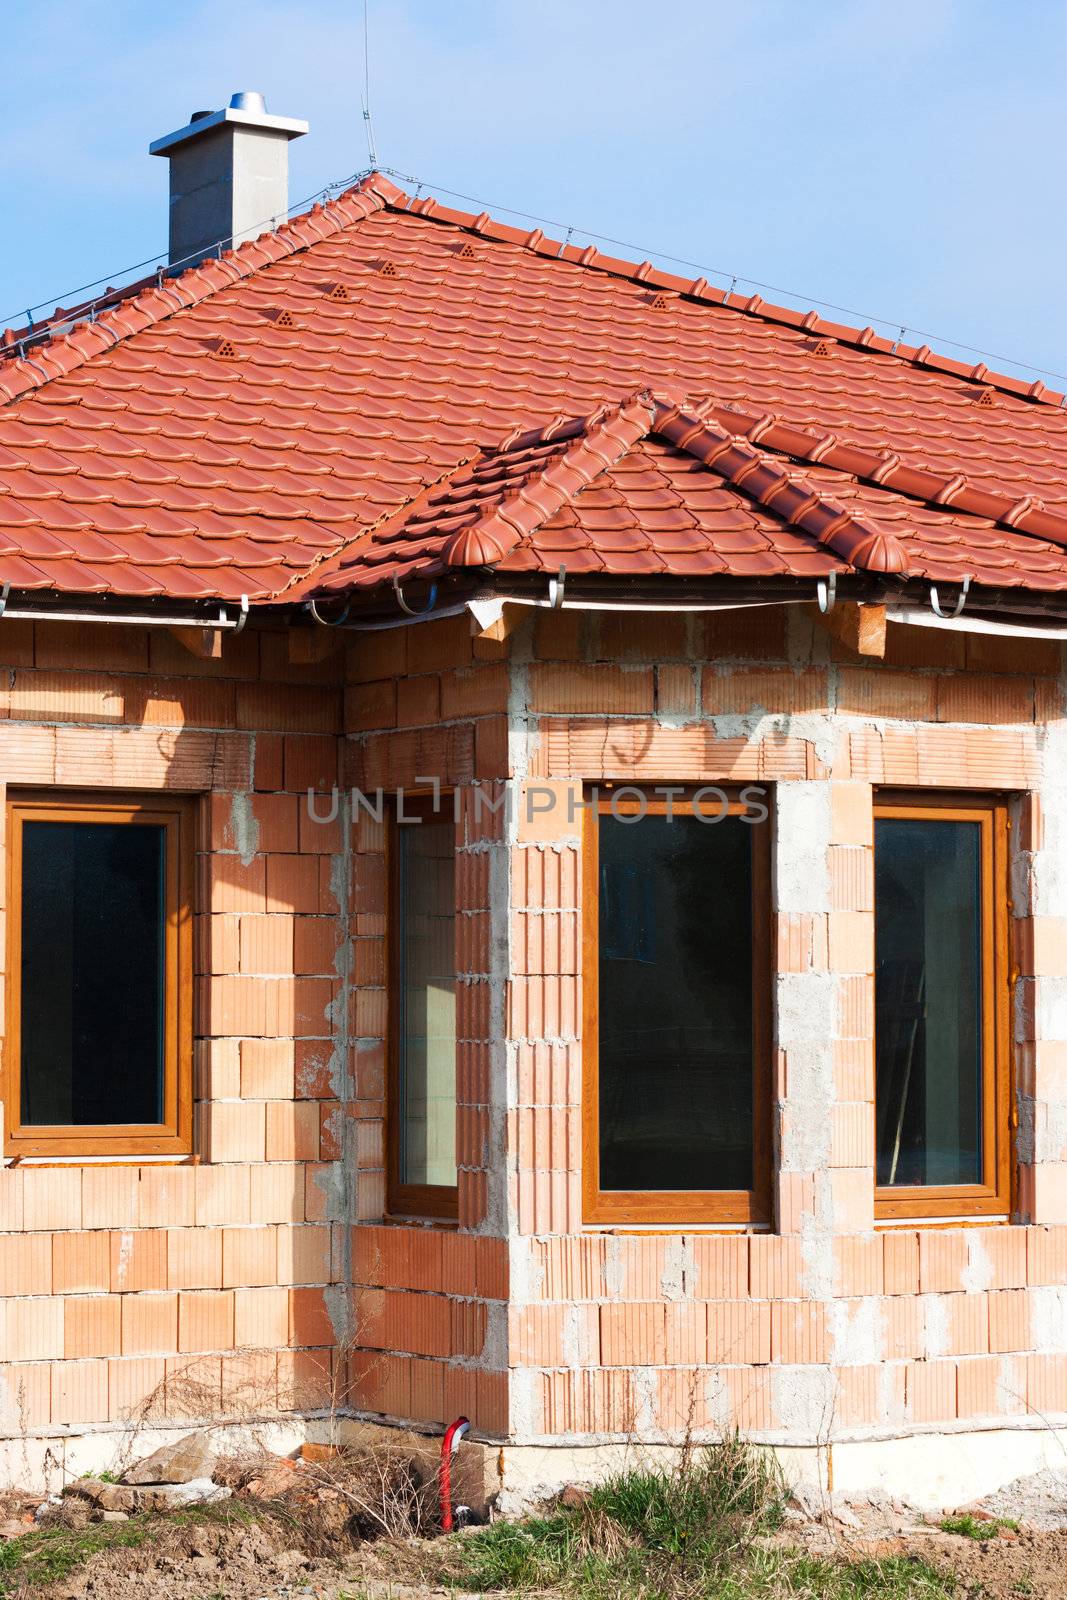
388, 796, 458, 1218
874, 794, 1010, 1219
583, 788, 770, 1225
5, 793, 194, 1158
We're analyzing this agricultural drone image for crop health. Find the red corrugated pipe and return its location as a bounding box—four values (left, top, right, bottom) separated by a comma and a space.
439, 1416, 470, 1532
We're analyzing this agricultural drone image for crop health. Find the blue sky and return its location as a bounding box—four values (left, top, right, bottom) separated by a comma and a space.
3, 0, 1066, 382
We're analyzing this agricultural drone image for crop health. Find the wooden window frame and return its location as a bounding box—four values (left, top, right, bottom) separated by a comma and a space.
4, 791, 194, 1159
386, 792, 459, 1221
873, 791, 1011, 1222
582, 786, 772, 1227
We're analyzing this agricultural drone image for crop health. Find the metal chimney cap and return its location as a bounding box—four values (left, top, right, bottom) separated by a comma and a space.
149, 94, 307, 156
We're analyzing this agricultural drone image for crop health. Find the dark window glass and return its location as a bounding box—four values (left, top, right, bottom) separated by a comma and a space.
397, 817, 456, 1188
598, 812, 753, 1192
20, 822, 165, 1126
875, 817, 982, 1187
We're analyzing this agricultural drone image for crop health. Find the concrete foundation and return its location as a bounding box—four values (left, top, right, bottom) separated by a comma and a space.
492, 1423, 1067, 1514
4, 1407, 1067, 1516
0, 1419, 316, 1497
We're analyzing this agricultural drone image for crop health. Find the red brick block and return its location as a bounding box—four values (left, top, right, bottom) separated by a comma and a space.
838, 668, 937, 721
346, 628, 407, 686
883, 1231, 920, 1297
346, 679, 398, 732
408, 1358, 445, 1424
294, 916, 339, 974
82, 1168, 140, 1230
222, 1227, 278, 1288
22, 1167, 81, 1232
284, 735, 338, 793
52, 1360, 109, 1425
239, 913, 295, 975
240, 1038, 296, 1100
937, 675, 1034, 726
121, 1293, 179, 1356
197, 1101, 267, 1164
110, 1231, 168, 1294
277, 1224, 332, 1286
250, 1163, 307, 1225
64, 1296, 121, 1360
0, 1234, 53, 1296
988, 1289, 1031, 1354
357, 1288, 450, 1358
407, 616, 474, 675
278, 1348, 334, 1410
289, 1287, 336, 1348
906, 1360, 957, 1423
138, 1168, 196, 1230
396, 673, 442, 728
195, 1166, 252, 1227
600, 1303, 666, 1366
204, 853, 267, 915
234, 1286, 289, 1349
167, 1228, 224, 1291
53, 1232, 106, 1296
771, 1302, 828, 1364
178, 1290, 236, 1354
254, 732, 285, 792
1026, 1353, 1067, 1416
265, 854, 322, 914
109, 1357, 166, 1420
441, 665, 509, 720
919, 1232, 969, 1294
265, 1100, 321, 1162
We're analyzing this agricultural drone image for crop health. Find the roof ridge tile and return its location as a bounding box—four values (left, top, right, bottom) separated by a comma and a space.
703, 399, 1067, 554
5, 170, 1061, 425
442, 393, 655, 568
0, 174, 396, 406
650, 400, 907, 574
381, 187, 1061, 410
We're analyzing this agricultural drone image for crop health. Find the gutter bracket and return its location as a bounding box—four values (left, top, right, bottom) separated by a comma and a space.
393, 574, 438, 617
308, 598, 351, 627
929, 575, 971, 620
816, 571, 837, 614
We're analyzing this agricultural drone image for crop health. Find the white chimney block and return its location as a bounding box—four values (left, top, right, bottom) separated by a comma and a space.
150, 92, 308, 269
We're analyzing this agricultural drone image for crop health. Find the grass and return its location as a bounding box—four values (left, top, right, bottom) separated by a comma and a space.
0, 1517, 156, 1592
452, 1438, 955, 1598
0, 1501, 255, 1594
938, 1513, 1018, 1541
0, 1443, 958, 1599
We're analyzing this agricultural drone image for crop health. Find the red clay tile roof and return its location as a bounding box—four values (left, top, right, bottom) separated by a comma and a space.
4, 172, 1067, 607
287, 394, 1067, 599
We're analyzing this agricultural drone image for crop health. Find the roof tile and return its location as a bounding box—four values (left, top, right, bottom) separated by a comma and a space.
2, 173, 1067, 601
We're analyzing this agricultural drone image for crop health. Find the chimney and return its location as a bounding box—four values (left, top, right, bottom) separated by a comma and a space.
149, 92, 308, 269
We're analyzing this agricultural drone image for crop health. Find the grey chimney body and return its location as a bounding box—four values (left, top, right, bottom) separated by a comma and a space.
150, 92, 308, 269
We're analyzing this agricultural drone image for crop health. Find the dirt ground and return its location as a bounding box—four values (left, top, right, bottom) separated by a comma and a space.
7, 1458, 1067, 1599
30, 1516, 1067, 1600
29, 1519, 453, 1600
776, 1469, 1067, 1599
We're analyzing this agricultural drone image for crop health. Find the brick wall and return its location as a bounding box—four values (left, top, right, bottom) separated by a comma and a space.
0, 619, 348, 1438
3, 600, 1067, 1457
344, 615, 511, 1437
502, 603, 1067, 1444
